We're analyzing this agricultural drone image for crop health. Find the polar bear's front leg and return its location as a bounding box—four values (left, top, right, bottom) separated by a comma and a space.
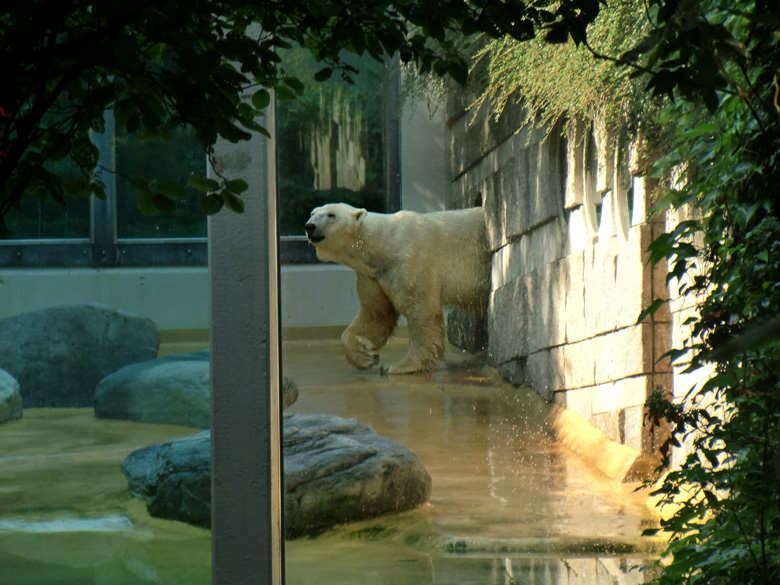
342, 274, 398, 370
383, 309, 445, 375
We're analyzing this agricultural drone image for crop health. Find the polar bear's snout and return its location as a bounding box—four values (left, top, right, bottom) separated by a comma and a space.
305, 221, 325, 244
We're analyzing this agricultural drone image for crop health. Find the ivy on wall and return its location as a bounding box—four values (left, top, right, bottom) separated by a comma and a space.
470, 0, 658, 140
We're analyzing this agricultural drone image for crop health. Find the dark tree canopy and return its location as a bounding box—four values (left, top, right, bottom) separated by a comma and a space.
0, 0, 597, 233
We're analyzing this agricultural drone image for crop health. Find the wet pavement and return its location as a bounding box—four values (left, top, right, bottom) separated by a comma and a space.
282, 338, 662, 584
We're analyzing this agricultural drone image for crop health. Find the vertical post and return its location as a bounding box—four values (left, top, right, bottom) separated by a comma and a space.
208, 99, 282, 585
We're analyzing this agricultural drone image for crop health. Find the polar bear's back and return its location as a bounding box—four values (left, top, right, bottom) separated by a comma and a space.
383, 207, 490, 308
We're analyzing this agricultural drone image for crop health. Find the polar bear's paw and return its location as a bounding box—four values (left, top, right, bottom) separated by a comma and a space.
344, 335, 380, 370
381, 358, 434, 376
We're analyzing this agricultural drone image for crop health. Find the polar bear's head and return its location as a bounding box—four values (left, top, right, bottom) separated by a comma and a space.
305, 203, 368, 262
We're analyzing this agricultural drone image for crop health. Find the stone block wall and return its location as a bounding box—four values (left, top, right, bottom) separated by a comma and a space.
446, 96, 672, 459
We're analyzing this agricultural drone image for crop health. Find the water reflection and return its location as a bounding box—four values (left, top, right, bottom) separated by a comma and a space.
0, 409, 210, 585
283, 337, 661, 584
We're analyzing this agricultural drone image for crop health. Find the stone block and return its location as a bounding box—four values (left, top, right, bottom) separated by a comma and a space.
564, 251, 588, 344
591, 375, 649, 414
491, 240, 524, 290
531, 131, 565, 229
449, 100, 530, 180
524, 349, 564, 400
448, 177, 468, 210
654, 322, 673, 373
483, 173, 509, 252
613, 233, 651, 329
591, 411, 621, 444
623, 405, 644, 452
525, 217, 568, 273
593, 325, 653, 384
499, 150, 533, 241
497, 358, 526, 387
651, 373, 673, 398
487, 279, 530, 365
526, 262, 566, 354
583, 240, 618, 336
599, 184, 618, 239
581, 233, 653, 336
562, 337, 597, 389
562, 386, 593, 420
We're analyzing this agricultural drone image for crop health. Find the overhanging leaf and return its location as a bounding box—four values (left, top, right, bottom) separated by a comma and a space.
201, 192, 224, 215
226, 178, 249, 194
222, 189, 245, 213
189, 175, 221, 192
157, 180, 187, 199
251, 89, 271, 109
637, 298, 668, 324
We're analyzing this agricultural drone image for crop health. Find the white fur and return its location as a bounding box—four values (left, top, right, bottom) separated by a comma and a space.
305, 203, 490, 374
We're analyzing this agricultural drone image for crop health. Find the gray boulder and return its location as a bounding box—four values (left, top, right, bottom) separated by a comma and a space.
122, 414, 432, 536
123, 430, 212, 528
0, 303, 159, 407
95, 351, 211, 428
0, 369, 22, 423
95, 350, 299, 427
283, 414, 432, 538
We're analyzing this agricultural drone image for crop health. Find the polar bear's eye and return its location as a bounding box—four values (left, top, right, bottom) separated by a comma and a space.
327, 213, 335, 219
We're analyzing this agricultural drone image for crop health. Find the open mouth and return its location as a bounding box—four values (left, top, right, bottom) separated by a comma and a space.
307, 233, 325, 244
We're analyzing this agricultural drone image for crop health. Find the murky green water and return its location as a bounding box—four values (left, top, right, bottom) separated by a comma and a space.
0, 409, 210, 584
0, 339, 662, 584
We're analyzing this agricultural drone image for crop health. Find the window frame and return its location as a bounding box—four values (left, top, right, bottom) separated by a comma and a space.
2, 62, 400, 269
0, 111, 209, 268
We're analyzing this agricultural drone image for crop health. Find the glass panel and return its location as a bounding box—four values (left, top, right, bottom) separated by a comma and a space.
115, 126, 207, 239
277, 48, 386, 236
2, 157, 91, 240
0, 259, 211, 581
281, 65, 660, 585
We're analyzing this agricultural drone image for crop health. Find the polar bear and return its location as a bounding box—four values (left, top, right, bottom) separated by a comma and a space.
305, 203, 490, 374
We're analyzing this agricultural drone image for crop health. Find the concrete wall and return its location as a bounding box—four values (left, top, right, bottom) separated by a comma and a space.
0, 265, 361, 333
446, 95, 673, 459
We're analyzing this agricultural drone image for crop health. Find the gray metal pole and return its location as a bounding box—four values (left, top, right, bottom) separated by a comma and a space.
208, 101, 283, 585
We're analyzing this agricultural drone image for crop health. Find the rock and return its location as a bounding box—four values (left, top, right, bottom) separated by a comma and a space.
283, 413, 432, 538
0, 369, 22, 423
95, 350, 300, 427
282, 377, 299, 410
95, 351, 210, 428
122, 431, 212, 528
0, 303, 159, 408
122, 414, 432, 536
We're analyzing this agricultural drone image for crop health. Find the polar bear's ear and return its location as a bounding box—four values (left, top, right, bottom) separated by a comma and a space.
353, 208, 367, 224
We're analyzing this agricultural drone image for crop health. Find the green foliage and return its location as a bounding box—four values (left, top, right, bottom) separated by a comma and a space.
276, 48, 386, 235
472, 0, 657, 136
0, 0, 611, 236
634, 1, 780, 583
